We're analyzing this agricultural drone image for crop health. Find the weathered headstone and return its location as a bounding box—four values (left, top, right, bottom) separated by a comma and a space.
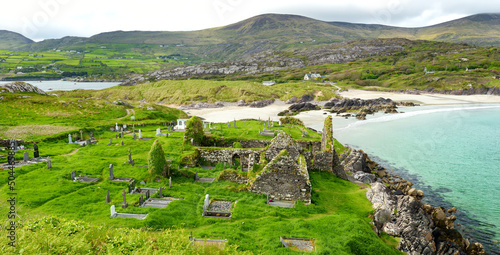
138, 129, 142, 139
145, 190, 150, 200
133, 132, 137, 140
194, 171, 198, 181
156, 127, 161, 136
46, 156, 52, 169
106, 190, 111, 203
23, 152, 29, 162
123, 124, 127, 129
139, 195, 143, 206
279, 120, 281, 126
109, 164, 114, 180
266, 193, 269, 205
202, 194, 210, 216
128, 148, 134, 166
122, 189, 128, 208
159, 187, 163, 198
132, 124, 135, 134
80, 130, 83, 141
227, 123, 230, 127
115, 123, 119, 131
110, 205, 116, 217
121, 128, 124, 139
71, 171, 76, 181
90, 132, 94, 140
121, 140, 124, 146
169, 177, 172, 189
33, 143, 39, 158
108, 138, 113, 146
68, 134, 73, 144
128, 184, 132, 194
115, 134, 118, 139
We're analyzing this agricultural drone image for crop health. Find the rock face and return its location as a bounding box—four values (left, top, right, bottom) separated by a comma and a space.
278, 102, 321, 116
0, 81, 46, 95
324, 97, 406, 120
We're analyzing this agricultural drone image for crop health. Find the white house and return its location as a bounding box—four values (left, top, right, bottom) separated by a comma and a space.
175, 119, 189, 130
304, 73, 322, 81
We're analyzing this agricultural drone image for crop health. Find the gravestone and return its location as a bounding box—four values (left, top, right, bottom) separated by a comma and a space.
46, 157, 52, 169
23, 152, 29, 162
169, 177, 172, 189
142, 123, 145, 127
227, 123, 230, 127
108, 138, 113, 146
146, 190, 150, 200
194, 171, 198, 181
159, 187, 163, 198
139, 195, 144, 206
80, 130, 83, 141
110, 205, 116, 217
128, 148, 134, 166
123, 124, 127, 129
121, 128, 124, 139
115, 123, 119, 131
13, 140, 18, 152
33, 143, 39, 158
106, 190, 111, 203
71, 171, 76, 181
133, 132, 137, 140
128, 184, 132, 194
68, 134, 73, 144
279, 120, 281, 126
121, 140, 124, 146
115, 134, 118, 139
139, 129, 142, 139
156, 127, 161, 136
109, 164, 114, 180
122, 189, 128, 209
90, 132, 94, 140
202, 194, 210, 216
132, 124, 135, 134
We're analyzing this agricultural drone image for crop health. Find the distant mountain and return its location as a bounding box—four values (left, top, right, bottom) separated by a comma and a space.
2, 13, 500, 60
0, 30, 34, 50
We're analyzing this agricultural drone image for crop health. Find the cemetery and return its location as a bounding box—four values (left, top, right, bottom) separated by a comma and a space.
0, 115, 401, 254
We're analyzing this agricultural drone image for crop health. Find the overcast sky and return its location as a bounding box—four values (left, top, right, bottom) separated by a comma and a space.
1, 0, 498, 41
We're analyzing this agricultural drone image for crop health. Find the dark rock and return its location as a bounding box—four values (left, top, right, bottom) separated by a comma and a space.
0, 81, 46, 95
249, 99, 274, 108
285, 96, 297, 104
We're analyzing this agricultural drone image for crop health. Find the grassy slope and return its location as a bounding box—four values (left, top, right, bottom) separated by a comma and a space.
0, 91, 400, 254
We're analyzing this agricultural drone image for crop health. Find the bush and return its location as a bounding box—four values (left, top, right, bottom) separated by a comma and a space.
148, 139, 168, 176
184, 116, 204, 145
279, 116, 304, 126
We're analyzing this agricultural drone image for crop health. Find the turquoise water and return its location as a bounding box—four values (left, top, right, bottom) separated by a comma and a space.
333, 105, 500, 253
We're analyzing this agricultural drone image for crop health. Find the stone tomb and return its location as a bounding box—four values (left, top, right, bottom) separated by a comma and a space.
71, 171, 99, 183
190, 234, 227, 250
141, 197, 182, 208
110, 205, 148, 220
280, 236, 316, 252
202, 194, 234, 218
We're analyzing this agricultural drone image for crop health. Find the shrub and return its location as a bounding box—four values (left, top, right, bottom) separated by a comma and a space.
148, 139, 168, 176
184, 116, 204, 145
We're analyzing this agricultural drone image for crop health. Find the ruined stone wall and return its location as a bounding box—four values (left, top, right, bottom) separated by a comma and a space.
198, 148, 262, 168
311, 151, 333, 172
239, 140, 270, 148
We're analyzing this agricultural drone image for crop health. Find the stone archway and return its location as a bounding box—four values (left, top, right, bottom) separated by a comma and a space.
231, 153, 241, 170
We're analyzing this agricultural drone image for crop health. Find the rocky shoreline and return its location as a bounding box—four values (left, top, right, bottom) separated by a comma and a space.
340, 148, 487, 255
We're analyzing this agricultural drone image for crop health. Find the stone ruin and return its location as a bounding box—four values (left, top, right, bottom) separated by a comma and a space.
195, 117, 348, 205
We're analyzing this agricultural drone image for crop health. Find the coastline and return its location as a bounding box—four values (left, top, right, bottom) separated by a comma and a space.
183, 91, 499, 254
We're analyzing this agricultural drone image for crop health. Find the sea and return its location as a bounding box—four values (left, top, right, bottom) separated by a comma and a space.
0, 80, 120, 91
302, 105, 500, 254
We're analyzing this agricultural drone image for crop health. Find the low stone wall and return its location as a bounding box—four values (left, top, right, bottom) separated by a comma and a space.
198, 148, 262, 169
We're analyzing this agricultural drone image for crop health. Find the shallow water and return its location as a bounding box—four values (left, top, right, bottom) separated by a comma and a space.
326, 105, 500, 254
0, 80, 120, 91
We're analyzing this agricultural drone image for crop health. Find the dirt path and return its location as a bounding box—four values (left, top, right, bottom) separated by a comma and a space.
62, 148, 79, 156
119, 109, 136, 119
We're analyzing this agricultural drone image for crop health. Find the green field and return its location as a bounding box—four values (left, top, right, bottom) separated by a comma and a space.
0, 90, 400, 254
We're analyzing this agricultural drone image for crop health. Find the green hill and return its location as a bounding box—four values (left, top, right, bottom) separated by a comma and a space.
0, 30, 33, 50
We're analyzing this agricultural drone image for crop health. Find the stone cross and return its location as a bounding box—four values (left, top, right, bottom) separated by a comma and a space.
80, 130, 83, 141
106, 190, 111, 203
159, 187, 163, 198
109, 164, 114, 180
122, 189, 128, 209
169, 177, 172, 189
33, 143, 39, 158
23, 152, 29, 162
46, 157, 52, 169
68, 134, 73, 144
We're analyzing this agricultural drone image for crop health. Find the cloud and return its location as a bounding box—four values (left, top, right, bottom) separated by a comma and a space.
0, 0, 498, 40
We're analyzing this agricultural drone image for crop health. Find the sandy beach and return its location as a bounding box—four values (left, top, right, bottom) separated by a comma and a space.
184, 90, 500, 123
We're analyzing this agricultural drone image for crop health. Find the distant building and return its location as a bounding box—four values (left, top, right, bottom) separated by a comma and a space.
175, 119, 189, 130
304, 73, 322, 81
262, 81, 276, 86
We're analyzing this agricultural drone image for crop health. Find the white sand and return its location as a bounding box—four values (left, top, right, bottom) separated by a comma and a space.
339, 89, 500, 105
179, 90, 500, 123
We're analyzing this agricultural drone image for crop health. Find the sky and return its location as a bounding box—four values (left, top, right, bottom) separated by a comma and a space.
1, 0, 498, 41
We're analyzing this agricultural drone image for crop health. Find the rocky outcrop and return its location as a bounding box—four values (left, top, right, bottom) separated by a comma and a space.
0, 81, 46, 95
249, 99, 274, 108
367, 182, 485, 255
278, 102, 321, 116
324, 97, 405, 120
